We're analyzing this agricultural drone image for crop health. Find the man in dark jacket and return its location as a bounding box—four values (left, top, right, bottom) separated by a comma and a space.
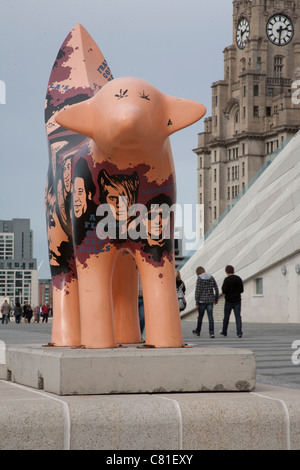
193, 266, 219, 338
220, 265, 244, 337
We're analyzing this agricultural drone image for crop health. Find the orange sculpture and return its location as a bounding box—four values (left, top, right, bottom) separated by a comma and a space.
45, 24, 206, 348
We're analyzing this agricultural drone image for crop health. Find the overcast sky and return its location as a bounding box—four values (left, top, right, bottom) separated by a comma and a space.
0, 0, 233, 278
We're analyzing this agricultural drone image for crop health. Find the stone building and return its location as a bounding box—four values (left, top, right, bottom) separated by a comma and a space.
194, 0, 300, 236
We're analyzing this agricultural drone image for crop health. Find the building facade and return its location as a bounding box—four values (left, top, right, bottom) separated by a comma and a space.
195, 0, 300, 236
38, 279, 53, 307
0, 219, 38, 308
181, 129, 300, 324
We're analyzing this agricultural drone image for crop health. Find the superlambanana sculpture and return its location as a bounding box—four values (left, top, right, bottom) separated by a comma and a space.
45, 24, 206, 348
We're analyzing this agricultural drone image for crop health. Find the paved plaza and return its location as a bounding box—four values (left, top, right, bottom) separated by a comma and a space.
0, 318, 299, 390
182, 320, 300, 390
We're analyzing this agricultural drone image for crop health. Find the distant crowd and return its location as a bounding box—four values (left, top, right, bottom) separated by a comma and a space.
0, 300, 52, 324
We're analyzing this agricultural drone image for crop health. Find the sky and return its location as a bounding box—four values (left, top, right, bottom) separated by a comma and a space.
0, 0, 233, 278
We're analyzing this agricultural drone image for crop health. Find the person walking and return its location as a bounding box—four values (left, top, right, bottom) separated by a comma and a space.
14, 302, 23, 324
25, 304, 33, 323
193, 266, 219, 338
1, 300, 11, 324
41, 302, 50, 323
220, 265, 244, 338
138, 274, 145, 337
33, 305, 40, 323
176, 270, 186, 312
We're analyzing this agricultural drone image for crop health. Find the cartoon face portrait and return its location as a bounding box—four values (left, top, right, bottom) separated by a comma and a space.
98, 169, 139, 221
55, 165, 68, 227
63, 156, 72, 194
144, 194, 172, 245
57, 178, 67, 225
45, 182, 69, 267
72, 158, 96, 219
73, 176, 91, 218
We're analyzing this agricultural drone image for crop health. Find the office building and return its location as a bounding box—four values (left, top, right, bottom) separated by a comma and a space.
0, 219, 38, 307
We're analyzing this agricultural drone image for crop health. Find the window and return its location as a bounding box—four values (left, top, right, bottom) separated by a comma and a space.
253, 106, 259, 117
255, 278, 263, 295
266, 107, 271, 116
274, 56, 283, 78
257, 57, 262, 71
254, 84, 259, 96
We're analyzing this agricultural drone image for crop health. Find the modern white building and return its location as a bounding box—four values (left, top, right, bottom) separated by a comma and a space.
0, 219, 38, 308
180, 129, 300, 324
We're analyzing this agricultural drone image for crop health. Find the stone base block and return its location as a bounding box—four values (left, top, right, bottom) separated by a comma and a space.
3, 343, 256, 395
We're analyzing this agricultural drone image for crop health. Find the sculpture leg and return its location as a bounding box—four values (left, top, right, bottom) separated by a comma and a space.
113, 250, 141, 344
76, 247, 117, 348
51, 277, 81, 346
135, 253, 183, 348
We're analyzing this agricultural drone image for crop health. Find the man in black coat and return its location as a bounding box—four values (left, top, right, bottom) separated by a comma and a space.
220, 265, 244, 338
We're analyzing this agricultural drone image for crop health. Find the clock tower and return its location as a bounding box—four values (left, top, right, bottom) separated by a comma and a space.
195, 0, 300, 236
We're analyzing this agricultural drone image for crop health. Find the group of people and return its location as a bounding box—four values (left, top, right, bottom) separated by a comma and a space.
192, 265, 244, 338
0, 300, 51, 324
139, 265, 243, 340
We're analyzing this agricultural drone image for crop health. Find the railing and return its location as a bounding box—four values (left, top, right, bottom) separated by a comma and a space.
266, 77, 291, 86
178, 137, 292, 269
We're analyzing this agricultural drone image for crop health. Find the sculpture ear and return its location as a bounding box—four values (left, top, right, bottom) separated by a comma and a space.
165, 95, 206, 136
55, 99, 94, 138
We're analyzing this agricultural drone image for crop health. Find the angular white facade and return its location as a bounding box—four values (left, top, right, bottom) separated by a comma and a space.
181, 131, 300, 323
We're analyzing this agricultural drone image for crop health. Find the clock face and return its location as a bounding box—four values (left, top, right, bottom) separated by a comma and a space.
266, 14, 294, 46
236, 18, 250, 50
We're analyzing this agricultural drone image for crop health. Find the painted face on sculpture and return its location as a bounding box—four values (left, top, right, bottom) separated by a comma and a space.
146, 205, 170, 243
46, 188, 68, 265
56, 178, 67, 226
106, 188, 128, 220
63, 157, 72, 193
73, 177, 90, 218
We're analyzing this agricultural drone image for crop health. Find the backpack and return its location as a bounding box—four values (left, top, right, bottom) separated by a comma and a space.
177, 284, 186, 311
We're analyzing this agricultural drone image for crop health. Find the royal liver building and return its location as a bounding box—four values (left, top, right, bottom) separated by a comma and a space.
195, 0, 300, 237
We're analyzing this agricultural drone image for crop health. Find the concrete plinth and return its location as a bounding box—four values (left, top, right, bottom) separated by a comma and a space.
4, 344, 256, 395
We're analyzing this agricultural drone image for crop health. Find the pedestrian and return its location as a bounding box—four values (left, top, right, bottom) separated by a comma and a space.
138, 274, 145, 336
25, 304, 33, 323
33, 305, 40, 323
14, 301, 23, 324
220, 265, 244, 338
41, 302, 50, 323
1, 300, 11, 324
23, 301, 28, 322
176, 270, 186, 312
193, 266, 219, 338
